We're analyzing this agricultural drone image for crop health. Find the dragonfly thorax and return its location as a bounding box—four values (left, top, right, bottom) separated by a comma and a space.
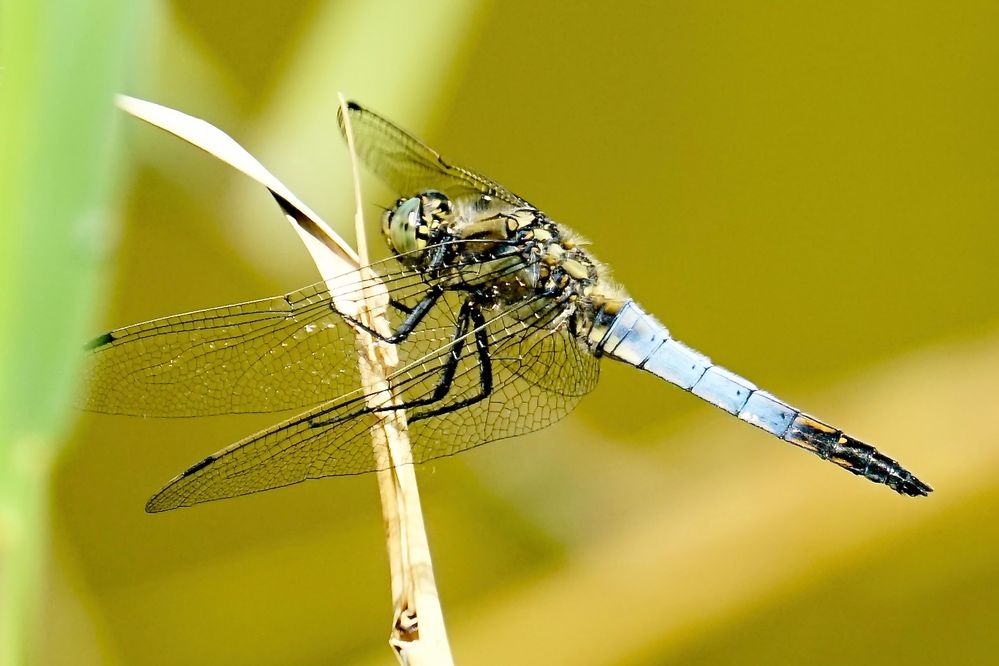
384, 189, 631, 349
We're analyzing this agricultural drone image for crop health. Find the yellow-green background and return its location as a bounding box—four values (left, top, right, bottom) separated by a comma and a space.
10, 0, 999, 663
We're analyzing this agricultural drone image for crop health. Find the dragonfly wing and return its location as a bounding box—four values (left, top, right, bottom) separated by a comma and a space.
338, 101, 532, 208
146, 292, 600, 511
145, 391, 377, 512
407, 296, 600, 460
80, 259, 438, 417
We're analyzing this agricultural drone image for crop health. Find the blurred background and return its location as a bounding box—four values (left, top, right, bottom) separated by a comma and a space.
2, 0, 998, 664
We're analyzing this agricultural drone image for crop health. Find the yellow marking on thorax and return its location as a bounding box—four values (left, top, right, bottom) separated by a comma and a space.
458, 218, 512, 240
561, 259, 590, 280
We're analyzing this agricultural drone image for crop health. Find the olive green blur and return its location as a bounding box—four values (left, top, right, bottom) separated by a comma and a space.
15, 1, 999, 664
0, 1, 137, 664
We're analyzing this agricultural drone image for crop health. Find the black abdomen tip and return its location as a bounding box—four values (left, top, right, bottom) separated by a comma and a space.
785, 416, 932, 498
891, 474, 933, 497
838, 433, 933, 498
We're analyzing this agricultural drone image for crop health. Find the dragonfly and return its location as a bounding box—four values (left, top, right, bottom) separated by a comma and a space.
81, 101, 932, 512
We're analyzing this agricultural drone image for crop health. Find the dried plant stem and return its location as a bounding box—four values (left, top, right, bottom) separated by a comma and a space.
339, 94, 453, 665
116, 95, 453, 664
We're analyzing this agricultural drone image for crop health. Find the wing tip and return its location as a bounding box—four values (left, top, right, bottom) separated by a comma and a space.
144, 488, 174, 513
84, 331, 116, 350
336, 100, 363, 130
144, 454, 218, 513
145, 488, 187, 514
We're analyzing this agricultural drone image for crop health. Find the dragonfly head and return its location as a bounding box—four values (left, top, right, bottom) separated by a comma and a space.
383, 190, 452, 257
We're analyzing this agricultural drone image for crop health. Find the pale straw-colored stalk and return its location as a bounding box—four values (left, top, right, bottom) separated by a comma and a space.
116, 95, 453, 665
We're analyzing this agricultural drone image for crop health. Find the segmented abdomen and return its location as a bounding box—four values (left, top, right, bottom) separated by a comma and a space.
594, 301, 931, 497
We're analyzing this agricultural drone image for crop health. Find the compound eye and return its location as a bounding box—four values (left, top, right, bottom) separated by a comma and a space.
385, 197, 423, 255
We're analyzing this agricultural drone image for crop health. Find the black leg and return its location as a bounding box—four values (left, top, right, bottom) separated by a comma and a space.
383, 286, 445, 344
309, 291, 572, 432
389, 299, 415, 315
410, 304, 493, 422
392, 293, 571, 425
310, 298, 472, 428
342, 286, 444, 344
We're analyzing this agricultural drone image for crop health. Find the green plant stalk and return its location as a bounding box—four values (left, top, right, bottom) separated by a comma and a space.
0, 1, 140, 663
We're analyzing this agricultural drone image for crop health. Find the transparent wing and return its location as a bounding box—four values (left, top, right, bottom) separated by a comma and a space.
80, 247, 470, 417
409, 295, 599, 456
338, 101, 532, 207
146, 293, 599, 511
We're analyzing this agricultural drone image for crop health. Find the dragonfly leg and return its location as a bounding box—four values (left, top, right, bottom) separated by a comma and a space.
384, 286, 445, 344
341, 286, 445, 344
309, 298, 473, 427
389, 299, 416, 315
410, 304, 493, 422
